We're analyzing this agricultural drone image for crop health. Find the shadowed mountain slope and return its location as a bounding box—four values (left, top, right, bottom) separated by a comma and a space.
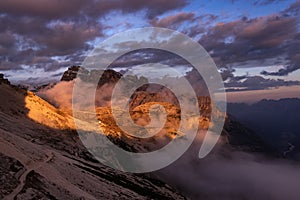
0, 80, 187, 199
228, 99, 300, 158
0, 68, 274, 199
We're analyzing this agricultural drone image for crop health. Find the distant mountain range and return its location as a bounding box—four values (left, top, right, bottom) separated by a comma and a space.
228, 98, 300, 158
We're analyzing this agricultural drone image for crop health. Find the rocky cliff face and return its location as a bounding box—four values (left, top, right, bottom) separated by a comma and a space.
61, 66, 122, 87
60, 66, 81, 82
58, 67, 268, 153
129, 90, 211, 117
60, 66, 212, 113
0, 78, 187, 200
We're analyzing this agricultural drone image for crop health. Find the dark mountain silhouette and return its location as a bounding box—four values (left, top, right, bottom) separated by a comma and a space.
0, 74, 10, 85
228, 99, 300, 158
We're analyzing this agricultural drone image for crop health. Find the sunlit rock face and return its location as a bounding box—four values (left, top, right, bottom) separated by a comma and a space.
61, 67, 215, 153
59, 66, 212, 109
96, 102, 182, 153
37, 66, 269, 154
25, 91, 75, 130
0, 76, 188, 200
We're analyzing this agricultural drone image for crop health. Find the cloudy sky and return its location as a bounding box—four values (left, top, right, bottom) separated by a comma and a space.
0, 0, 299, 101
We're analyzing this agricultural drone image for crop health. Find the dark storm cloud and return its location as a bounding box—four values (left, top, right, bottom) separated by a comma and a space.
261, 32, 300, 76
126, 0, 187, 18
0, 31, 15, 49
218, 68, 299, 92
261, 63, 300, 76
108, 48, 191, 70
0, 0, 87, 19
185, 14, 218, 38
0, 0, 187, 21
200, 15, 296, 62
151, 12, 196, 29
0, 0, 188, 79
259, 1, 300, 76
0, 8, 102, 74
225, 75, 300, 92
36, 21, 102, 56
0, 61, 21, 71
199, 8, 299, 76
284, 1, 300, 15
0, 13, 103, 56
1, 0, 298, 87
150, 12, 217, 37
0, 15, 47, 45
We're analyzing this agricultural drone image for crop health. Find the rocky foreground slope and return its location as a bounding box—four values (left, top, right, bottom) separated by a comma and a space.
0, 68, 272, 199
0, 78, 187, 199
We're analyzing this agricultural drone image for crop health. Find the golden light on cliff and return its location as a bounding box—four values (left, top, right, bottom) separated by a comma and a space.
25, 91, 75, 130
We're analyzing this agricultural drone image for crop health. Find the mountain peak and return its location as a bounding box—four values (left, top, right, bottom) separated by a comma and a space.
60, 66, 81, 82
0, 73, 10, 85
